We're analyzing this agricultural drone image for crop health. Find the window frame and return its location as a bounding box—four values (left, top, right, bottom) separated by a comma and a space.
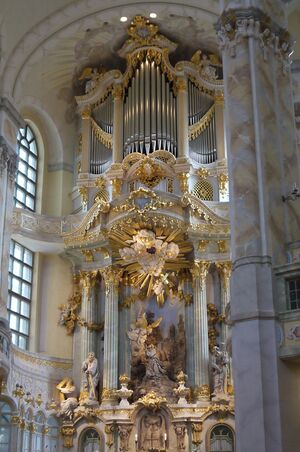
287, 277, 300, 311
8, 240, 34, 350
14, 124, 38, 212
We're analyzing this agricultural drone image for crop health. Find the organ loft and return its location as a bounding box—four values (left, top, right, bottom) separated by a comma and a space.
3, 13, 235, 452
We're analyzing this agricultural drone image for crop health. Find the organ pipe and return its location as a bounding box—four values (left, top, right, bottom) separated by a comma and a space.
123, 58, 177, 156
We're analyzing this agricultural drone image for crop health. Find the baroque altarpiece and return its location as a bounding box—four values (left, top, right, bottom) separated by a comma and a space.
7, 16, 235, 451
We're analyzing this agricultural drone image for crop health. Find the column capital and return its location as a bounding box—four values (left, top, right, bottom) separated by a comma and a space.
81, 105, 92, 119
175, 75, 187, 92
190, 261, 210, 287
215, 261, 232, 287
216, 7, 293, 71
112, 84, 124, 100
79, 270, 98, 299
100, 266, 123, 288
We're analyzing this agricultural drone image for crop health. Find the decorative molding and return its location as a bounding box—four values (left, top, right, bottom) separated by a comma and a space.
216, 7, 294, 73
13, 347, 73, 370
0, 97, 25, 129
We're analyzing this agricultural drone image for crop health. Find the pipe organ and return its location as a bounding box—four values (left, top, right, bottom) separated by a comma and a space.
77, 15, 224, 180
188, 80, 217, 164
124, 59, 177, 156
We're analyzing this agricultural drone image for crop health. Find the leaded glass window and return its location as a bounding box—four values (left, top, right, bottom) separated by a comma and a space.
15, 124, 38, 211
8, 240, 34, 349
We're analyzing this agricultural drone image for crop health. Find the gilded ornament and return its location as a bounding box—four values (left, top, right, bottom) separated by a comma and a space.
90, 118, 112, 149
81, 106, 91, 119
218, 173, 228, 194
179, 173, 190, 194
137, 391, 167, 411
81, 249, 94, 262
60, 424, 75, 448
195, 384, 210, 400
95, 176, 106, 189
189, 105, 215, 141
175, 76, 187, 92
112, 84, 124, 99
216, 261, 232, 290
190, 261, 210, 288
197, 168, 209, 179
128, 16, 159, 46
111, 178, 122, 197
214, 90, 224, 104
198, 239, 209, 253
135, 157, 164, 188
100, 266, 123, 289
207, 303, 222, 352
78, 186, 88, 206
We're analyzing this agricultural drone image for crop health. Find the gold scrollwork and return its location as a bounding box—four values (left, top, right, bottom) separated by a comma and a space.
188, 105, 215, 141
91, 118, 112, 149
60, 425, 75, 449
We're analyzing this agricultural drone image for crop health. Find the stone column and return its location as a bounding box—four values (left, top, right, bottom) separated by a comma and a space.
112, 85, 124, 164
216, 3, 297, 451
214, 92, 226, 161
191, 261, 210, 400
100, 266, 123, 404
80, 270, 98, 360
0, 98, 24, 318
215, 262, 232, 345
176, 76, 189, 160
80, 106, 91, 173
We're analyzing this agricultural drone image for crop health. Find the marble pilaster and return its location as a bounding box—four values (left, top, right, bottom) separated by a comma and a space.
214, 92, 226, 161
215, 262, 232, 345
100, 266, 123, 404
216, 5, 295, 451
191, 261, 210, 399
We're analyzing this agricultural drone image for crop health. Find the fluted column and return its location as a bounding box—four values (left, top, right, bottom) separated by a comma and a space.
214, 92, 226, 161
100, 266, 123, 404
80, 106, 91, 173
215, 262, 232, 345
191, 261, 210, 400
112, 85, 124, 163
176, 76, 189, 159
80, 271, 98, 360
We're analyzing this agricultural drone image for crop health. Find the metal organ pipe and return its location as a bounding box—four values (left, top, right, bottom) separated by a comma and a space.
123, 59, 177, 156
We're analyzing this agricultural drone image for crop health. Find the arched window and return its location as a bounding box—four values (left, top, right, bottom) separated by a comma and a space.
15, 124, 38, 211
0, 400, 12, 452
80, 428, 101, 452
210, 424, 234, 452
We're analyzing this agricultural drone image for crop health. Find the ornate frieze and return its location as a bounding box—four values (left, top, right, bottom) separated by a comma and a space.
216, 8, 294, 73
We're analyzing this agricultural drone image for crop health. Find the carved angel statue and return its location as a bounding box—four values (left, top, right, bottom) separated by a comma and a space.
127, 313, 162, 362
56, 378, 78, 420
145, 344, 167, 380
211, 346, 229, 396
78, 66, 105, 93
80, 352, 100, 402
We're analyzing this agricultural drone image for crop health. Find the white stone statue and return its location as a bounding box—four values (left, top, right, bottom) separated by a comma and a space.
145, 344, 167, 380
56, 378, 78, 420
211, 346, 229, 398
81, 352, 100, 402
